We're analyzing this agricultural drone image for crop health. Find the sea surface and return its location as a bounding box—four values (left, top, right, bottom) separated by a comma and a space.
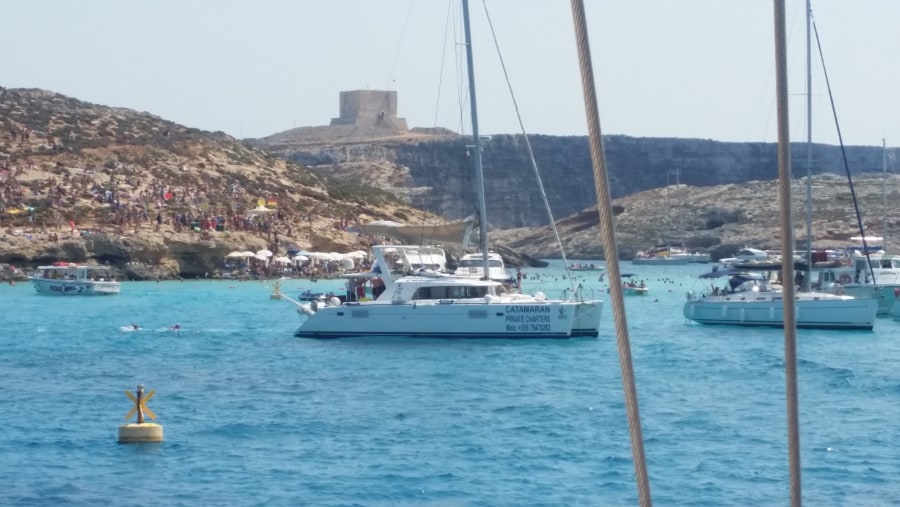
2, 261, 899, 506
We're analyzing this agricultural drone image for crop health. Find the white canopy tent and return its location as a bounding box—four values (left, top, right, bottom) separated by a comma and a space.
246, 205, 276, 217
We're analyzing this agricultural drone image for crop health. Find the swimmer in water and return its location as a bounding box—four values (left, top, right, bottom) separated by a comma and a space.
168, 324, 181, 331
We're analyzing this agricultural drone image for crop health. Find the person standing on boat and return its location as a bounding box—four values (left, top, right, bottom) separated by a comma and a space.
371, 276, 385, 299
345, 279, 356, 302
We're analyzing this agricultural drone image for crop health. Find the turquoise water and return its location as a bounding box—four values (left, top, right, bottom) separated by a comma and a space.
2, 261, 899, 506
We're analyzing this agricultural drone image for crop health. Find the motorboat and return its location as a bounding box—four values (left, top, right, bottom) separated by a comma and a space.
718, 247, 771, 267
620, 274, 648, 296
568, 262, 604, 272
632, 246, 691, 265
683, 267, 877, 330
623, 286, 649, 296
32, 262, 121, 295
805, 241, 900, 315
454, 251, 513, 282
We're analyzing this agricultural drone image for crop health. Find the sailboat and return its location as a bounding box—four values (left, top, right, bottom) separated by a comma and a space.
682, 1, 878, 330
293, 0, 603, 339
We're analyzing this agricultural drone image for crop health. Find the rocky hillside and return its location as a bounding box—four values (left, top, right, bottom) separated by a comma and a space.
0, 88, 441, 278
493, 172, 900, 259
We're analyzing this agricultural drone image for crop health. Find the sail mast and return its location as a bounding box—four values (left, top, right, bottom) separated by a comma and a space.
883, 138, 888, 251
774, 1, 803, 504
461, 0, 491, 279
804, 0, 813, 290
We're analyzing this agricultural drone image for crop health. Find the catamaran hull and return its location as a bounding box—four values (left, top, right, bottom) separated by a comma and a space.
572, 301, 602, 337
296, 300, 602, 339
683, 297, 877, 330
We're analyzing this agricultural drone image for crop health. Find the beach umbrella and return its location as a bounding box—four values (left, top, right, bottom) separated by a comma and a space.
292, 254, 309, 262
226, 251, 246, 258
239, 251, 256, 258
256, 249, 273, 257
345, 250, 369, 259
273, 256, 291, 264
246, 205, 276, 217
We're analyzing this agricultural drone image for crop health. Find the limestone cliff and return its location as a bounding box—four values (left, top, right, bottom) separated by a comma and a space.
255, 130, 895, 232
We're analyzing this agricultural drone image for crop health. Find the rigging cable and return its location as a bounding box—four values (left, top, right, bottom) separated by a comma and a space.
415, 0, 459, 246
383, 0, 417, 91
811, 14, 876, 284
478, 0, 579, 295
570, 1, 652, 506
413, 1, 473, 250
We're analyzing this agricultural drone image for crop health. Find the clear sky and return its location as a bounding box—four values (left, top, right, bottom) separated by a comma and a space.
3, 1, 898, 147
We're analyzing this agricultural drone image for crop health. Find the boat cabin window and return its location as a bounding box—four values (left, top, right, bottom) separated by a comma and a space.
411, 285, 492, 300
878, 259, 897, 269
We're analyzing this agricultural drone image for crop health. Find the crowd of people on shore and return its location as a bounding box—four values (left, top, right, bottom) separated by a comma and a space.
0, 119, 369, 249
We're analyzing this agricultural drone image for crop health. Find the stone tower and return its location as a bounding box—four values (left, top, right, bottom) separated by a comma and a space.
330, 90, 409, 131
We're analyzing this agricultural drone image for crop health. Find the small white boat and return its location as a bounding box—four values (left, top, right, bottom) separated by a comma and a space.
454, 251, 513, 282
632, 247, 691, 265
568, 262, 604, 272
620, 274, 648, 296
623, 286, 649, 296
32, 263, 121, 295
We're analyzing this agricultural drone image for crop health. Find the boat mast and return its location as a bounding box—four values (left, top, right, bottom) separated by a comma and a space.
675, 168, 685, 250
461, 0, 491, 279
775, 1, 803, 503
804, 0, 813, 290
883, 138, 888, 251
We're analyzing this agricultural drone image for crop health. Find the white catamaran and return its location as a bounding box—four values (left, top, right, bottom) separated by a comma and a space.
293, 1, 602, 339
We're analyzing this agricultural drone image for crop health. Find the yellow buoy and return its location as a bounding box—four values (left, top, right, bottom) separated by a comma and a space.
118, 422, 164, 443
270, 280, 283, 299
118, 384, 164, 443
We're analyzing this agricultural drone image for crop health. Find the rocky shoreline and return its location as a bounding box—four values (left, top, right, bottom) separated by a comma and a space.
0, 226, 275, 281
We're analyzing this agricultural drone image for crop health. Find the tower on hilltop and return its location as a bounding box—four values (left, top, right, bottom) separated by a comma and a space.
330, 90, 408, 131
